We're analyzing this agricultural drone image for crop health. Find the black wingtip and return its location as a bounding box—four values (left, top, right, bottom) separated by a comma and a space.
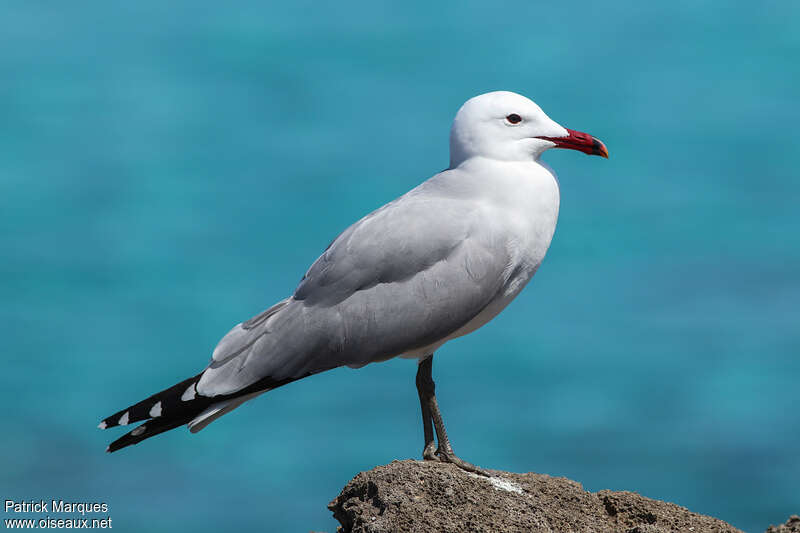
99, 373, 203, 430
106, 417, 191, 453
106, 426, 142, 453
101, 371, 305, 453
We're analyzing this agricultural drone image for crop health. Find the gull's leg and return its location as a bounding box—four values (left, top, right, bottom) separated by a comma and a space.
416, 355, 438, 461
416, 354, 489, 476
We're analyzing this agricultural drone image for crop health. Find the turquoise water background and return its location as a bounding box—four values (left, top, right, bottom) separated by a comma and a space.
2, 2, 799, 531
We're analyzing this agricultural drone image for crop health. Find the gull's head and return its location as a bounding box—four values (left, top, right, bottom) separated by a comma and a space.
449, 91, 608, 167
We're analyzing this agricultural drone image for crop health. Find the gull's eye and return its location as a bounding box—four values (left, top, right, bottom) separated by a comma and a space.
505, 113, 522, 125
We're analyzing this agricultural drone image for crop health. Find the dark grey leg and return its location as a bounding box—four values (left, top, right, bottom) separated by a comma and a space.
415, 354, 489, 476
416, 355, 438, 461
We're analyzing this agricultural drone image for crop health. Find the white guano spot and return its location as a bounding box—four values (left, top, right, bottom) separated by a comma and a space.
118, 411, 129, 426
149, 401, 162, 417
131, 425, 146, 436
97, 421, 107, 429
488, 476, 524, 494
181, 383, 196, 401
468, 473, 525, 495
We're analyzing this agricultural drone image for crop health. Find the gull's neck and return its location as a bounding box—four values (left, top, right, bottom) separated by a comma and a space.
450, 156, 559, 195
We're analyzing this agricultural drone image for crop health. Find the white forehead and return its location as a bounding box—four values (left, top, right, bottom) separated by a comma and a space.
449, 91, 566, 166
455, 91, 545, 121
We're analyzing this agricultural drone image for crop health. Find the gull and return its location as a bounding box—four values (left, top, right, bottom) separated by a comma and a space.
98, 91, 608, 474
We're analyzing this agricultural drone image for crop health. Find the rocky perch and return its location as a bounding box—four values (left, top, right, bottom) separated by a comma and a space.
328, 460, 798, 533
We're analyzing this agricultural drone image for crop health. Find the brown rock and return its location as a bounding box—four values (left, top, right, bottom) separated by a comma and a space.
766, 515, 800, 533
329, 460, 744, 533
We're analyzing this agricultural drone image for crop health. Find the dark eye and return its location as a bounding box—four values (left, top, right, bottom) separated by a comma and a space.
505, 113, 522, 125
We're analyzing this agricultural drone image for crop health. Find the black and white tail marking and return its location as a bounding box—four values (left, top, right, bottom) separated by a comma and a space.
98, 371, 310, 453
98, 373, 213, 453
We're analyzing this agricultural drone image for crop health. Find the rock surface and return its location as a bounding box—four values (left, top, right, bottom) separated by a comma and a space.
329, 460, 747, 533
766, 515, 800, 533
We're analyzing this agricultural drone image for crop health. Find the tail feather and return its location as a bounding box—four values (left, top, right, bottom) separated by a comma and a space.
107, 413, 196, 453
99, 372, 216, 453
100, 371, 313, 453
187, 391, 266, 433
99, 373, 205, 430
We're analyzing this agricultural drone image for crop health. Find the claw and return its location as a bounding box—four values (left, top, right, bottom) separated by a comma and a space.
435, 448, 490, 477
422, 442, 439, 461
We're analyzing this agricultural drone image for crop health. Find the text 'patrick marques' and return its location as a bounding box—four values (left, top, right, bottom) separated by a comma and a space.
5, 500, 108, 515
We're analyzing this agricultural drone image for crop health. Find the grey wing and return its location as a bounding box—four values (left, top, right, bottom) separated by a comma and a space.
197, 178, 513, 397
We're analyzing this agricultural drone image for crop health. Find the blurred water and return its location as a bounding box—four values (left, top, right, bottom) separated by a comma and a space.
1, 1, 798, 531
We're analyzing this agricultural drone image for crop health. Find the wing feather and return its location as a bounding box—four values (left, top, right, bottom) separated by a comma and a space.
197, 172, 513, 396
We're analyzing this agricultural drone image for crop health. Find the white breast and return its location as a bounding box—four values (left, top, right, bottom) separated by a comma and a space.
403, 158, 560, 359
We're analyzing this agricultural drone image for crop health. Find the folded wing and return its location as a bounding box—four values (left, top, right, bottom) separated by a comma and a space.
197, 175, 514, 397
